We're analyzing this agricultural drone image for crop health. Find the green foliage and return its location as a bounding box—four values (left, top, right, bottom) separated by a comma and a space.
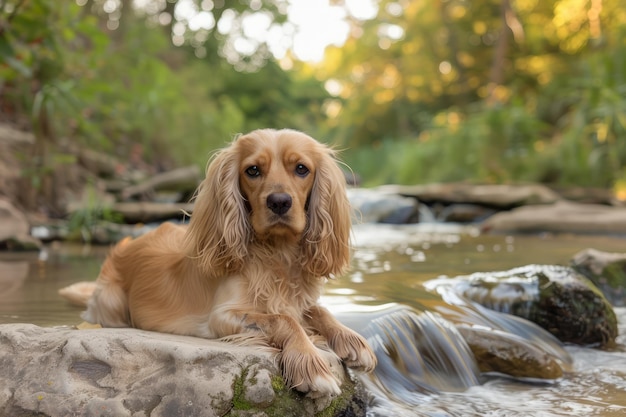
346, 45, 626, 188
1, 1, 108, 131
0, 0, 329, 176
67, 185, 122, 243
345, 101, 549, 185
2, 0, 626, 197
1, 0, 111, 203
337, 0, 626, 188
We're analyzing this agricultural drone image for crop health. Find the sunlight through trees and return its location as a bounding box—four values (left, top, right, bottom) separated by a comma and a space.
1, 0, 625, 192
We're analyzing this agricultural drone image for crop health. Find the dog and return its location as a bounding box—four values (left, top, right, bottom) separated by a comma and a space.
77, 128, 376, 397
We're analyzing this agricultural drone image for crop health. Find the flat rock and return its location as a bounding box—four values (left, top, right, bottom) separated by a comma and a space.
0, 324, 365, 417
481, 200, 626, 234
551, 186, 620, 205
377, 183, 560, 208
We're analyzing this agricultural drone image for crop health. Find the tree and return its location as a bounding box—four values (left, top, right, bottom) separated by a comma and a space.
320, 0, 624, 144
0, 0, 331, 214
319, 0, 626, 188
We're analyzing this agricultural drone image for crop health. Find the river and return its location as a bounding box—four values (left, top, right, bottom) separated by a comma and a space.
1, 223, 625, 416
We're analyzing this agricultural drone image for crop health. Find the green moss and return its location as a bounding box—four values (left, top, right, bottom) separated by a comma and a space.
225, 367, 364, 417
271, 375, 286, 392
228, 368, 303, 416
315, 381, 355, 417
231, 367, 253, 411
602, 262, 626, 287
260, 375, 304, 417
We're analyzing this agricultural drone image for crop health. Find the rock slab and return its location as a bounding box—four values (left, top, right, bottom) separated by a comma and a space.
377, 183, 560, 208
0, 324, 365, 417
481, 200, 626, 235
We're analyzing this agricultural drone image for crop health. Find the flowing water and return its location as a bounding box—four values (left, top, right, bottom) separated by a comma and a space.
1, 224, 626, 416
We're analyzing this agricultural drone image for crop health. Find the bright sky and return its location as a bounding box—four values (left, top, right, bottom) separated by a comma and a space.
286, 0, 378, 62
158, 0, 379, 63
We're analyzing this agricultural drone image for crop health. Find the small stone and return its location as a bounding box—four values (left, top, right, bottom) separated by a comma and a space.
244, 367, 276, 407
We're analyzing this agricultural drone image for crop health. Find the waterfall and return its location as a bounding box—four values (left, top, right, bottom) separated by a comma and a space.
337, 304, 480, 405
336, 298, 573, 416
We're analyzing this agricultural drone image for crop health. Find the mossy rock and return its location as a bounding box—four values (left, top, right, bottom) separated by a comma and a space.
0, 324, 368, 417
450, 265, 617, 348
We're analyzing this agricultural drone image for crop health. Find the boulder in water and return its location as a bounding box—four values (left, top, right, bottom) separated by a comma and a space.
457, 326, 563, 380
430, 265, 617, 348
347, 189, 421, 224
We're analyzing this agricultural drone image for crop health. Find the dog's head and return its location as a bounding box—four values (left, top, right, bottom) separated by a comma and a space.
236, 130, 317, 240
185, 129, 351, 278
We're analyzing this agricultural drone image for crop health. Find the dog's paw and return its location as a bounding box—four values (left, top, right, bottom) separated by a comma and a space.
331, 329, 377, 372
280, 346, 342, 398
303, 374, 342, 399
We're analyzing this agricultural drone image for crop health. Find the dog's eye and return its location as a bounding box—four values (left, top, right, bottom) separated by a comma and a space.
245, 166, 260, 177
295, 164, 309, 177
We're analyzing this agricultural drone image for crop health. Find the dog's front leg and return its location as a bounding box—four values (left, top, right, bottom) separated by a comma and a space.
235, 311, 343, 397
306, 306, 377, 372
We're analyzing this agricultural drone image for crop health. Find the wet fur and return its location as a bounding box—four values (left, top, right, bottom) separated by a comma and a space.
81, 129, 376, 396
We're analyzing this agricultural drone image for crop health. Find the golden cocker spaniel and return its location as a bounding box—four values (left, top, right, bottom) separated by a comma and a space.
81, 129, 377, 397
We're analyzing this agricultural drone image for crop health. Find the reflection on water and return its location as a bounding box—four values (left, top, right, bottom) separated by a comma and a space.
0, 244, 108, 325
340, 224, 626, 417
0, 260, 28, 296
2, 224, 626, 416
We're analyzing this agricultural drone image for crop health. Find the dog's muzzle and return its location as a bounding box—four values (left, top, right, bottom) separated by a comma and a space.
267, 193, 292, 216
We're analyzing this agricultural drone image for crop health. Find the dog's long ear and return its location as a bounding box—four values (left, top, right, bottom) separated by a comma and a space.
183, 145, 250, 276
302, 147, 351, 278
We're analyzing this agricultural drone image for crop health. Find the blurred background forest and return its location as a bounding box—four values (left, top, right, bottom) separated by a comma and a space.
1, 0, 626, 203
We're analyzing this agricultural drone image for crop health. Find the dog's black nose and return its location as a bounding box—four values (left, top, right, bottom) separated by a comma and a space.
267, 193, 292, 215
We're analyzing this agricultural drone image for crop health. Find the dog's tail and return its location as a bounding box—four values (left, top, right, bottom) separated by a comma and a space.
58, 236, 133, 307
58, 281, 97, 307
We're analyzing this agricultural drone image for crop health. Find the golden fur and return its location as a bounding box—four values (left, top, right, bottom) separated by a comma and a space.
81, 129, 376, 397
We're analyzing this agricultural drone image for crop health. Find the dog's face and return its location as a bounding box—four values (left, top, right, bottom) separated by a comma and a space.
186, 128, 351, 277
235, 130, 318, 241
